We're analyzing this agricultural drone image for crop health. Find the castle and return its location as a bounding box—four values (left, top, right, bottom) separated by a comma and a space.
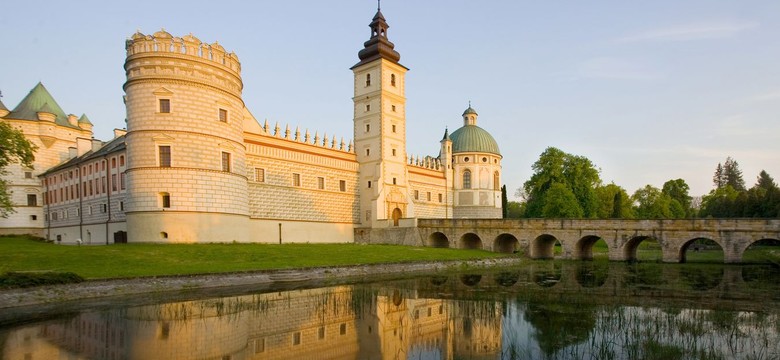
0, 9, 503, 244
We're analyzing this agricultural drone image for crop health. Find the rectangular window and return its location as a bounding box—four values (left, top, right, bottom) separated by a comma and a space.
100, 204, 107, 213
255, 168, 265, 182
367, 181, 372, 189
339, 180, 346, 192
27, 194, 36, 206
219, 108, 228, 122
427, 192, 431, 201
121, 172, 126, 190
340, 323, 347, 335
159, 146, 171, 167
317, 177, 325, 190
365, 104, 370, 112
30, 215, 37, 221
292, 173, 301, 187
159, 99, 170, 113
439, 193, 443, 203
24, 171, 32, 179
392, 124, 396, 133
221, 152, 231, 172
102, 176, 107, 193
318, 327, 325, 340
111, 158, 116, 168
392, 149, 396, 156
254, 339, 265, 354
414, 190, 419, 200
391, 105, 396, 112
292, 332, 301, 345
112, 174, 117, 191
162, 193, 171, 208
120, 156, 125, 167
392, 177, 397, 185
120, 201, 124, 211
365, 124, 370, 132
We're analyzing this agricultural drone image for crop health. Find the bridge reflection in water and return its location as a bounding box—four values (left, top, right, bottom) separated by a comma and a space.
2, 263, 778, 359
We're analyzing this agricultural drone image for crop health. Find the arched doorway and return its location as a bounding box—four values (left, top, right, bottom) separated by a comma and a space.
428, 232, 449, 248
494, 233, 519, 254
391, 208, 402, 226
459, 233, 483, 249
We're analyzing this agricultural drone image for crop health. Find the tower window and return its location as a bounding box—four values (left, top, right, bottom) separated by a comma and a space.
414, 190, 419, 200
339, 180, 346, 192
24, 171, 32, 179
221, 152, 231, 172
120, 155, 125, 166
159, 146, 171, 167
365, 148, 370, 156
427, 192, 431, 201
494, 171, 500, 191
292, 173, 301, 187
463, 170, 472, 189
218, 108, 228, 122
159, 99, 171, 113
317, 176, 325, 190
438, 193, 443, 203
255, 168, 265, 182
27, 194, 37, 206
367, 181, 372, 188
391, 105, 396, 112
392, 149, 396, 156
391, 74, 396, 87
365, 124, 370, 132
365, 73, 371, 87
365, 104, 371, 112
161, 193, 171, 208
392, 124, 396, 133
392, 177, 397, 185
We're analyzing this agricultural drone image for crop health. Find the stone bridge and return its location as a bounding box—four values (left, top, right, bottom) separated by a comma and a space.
355, 218, 780, 263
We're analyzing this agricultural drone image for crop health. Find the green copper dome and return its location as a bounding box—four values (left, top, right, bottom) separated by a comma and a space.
449, 124, 501, 155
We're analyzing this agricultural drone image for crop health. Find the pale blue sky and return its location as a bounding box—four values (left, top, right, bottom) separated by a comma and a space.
2, 1, 779, 199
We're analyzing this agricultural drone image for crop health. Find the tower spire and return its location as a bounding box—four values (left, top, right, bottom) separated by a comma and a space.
351, 4, 405, 69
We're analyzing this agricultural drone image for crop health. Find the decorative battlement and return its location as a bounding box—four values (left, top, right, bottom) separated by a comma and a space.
260, 120, 354, 153
125, 30, 241, 74
408, 155, 442, 170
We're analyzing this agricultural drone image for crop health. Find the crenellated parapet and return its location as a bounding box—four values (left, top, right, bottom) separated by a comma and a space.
260, 119, 355, 153
124, 29, 242, 98
408, 154, 442, 170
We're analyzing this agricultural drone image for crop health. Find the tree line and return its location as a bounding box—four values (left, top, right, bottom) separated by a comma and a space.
503, 147, 780, 219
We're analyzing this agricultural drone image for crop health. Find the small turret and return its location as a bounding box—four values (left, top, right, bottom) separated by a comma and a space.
0, 98, 9, 117
36, 103, 57, 122
78, 114, 93, 131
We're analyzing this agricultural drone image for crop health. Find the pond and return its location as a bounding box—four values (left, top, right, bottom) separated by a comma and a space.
1, 262, 779, 359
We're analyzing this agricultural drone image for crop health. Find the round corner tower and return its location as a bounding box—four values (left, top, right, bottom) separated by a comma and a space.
123, 30, 249, 243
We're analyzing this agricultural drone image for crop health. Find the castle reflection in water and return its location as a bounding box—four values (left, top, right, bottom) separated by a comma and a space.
3, 263, 780, 359
2, 285, 504, 360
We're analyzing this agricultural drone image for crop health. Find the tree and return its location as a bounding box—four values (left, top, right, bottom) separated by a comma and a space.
505, 201, 525, 218
594, 183, 633, 219
0, 122, 36, 217
501, 185, 508, 218
756, 170, 777, 191
700, 185, 740, 218
522, 147, 601, 218
713, 163, 725, 189
723, 157, 745, 191
541, 182, 584, 218
662, 179, 692, 217
632, 185, 684, 219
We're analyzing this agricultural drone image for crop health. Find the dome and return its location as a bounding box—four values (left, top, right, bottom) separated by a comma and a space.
449, 124, 501, 156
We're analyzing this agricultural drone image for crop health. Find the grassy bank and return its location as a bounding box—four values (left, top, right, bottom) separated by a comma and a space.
0, 235, 509, 280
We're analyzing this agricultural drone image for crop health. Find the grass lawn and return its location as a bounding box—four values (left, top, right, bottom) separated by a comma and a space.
0, 235, 509, 280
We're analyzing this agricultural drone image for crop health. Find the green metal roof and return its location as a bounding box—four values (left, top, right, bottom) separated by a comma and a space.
462, 106, 478, 116
78, 113, 92, 125
449, 124, 501, 155
0, 99, 8, 112
6, 82, 80, 129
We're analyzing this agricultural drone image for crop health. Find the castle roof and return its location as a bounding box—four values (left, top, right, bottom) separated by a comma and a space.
40, 135, 126, 176
78, 114, 92, 125
450, 105, 500, 156
0, 98, 8, 112
6, 82, 81, 129
351, 8, 406, 69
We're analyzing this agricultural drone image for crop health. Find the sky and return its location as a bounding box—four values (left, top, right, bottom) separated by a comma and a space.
1, 0, 779, 199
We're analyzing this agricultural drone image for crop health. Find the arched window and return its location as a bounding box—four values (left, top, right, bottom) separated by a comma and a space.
494, 171, 500, 190
463, 170, 472, 189
391, 74, 396, 87
366, 73, 371, 87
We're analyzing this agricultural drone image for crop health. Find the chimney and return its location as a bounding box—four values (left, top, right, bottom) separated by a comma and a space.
67, 114, 79, 126
68, 147, 78, 159
113, 128, 127, 138
76, 137, 93, 156
92, 139, 103, 152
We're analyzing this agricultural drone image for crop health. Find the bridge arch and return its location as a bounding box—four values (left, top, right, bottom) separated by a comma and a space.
679, 238, 724, 263
530, 234, 561, 259
494, 233, 519, 254
623, 236, 658, 262
738, 238, 780, 263
459, 233, 483, 250
427, 232, 450, 248
460, 274, 482, 287
575, 235, 606, 260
